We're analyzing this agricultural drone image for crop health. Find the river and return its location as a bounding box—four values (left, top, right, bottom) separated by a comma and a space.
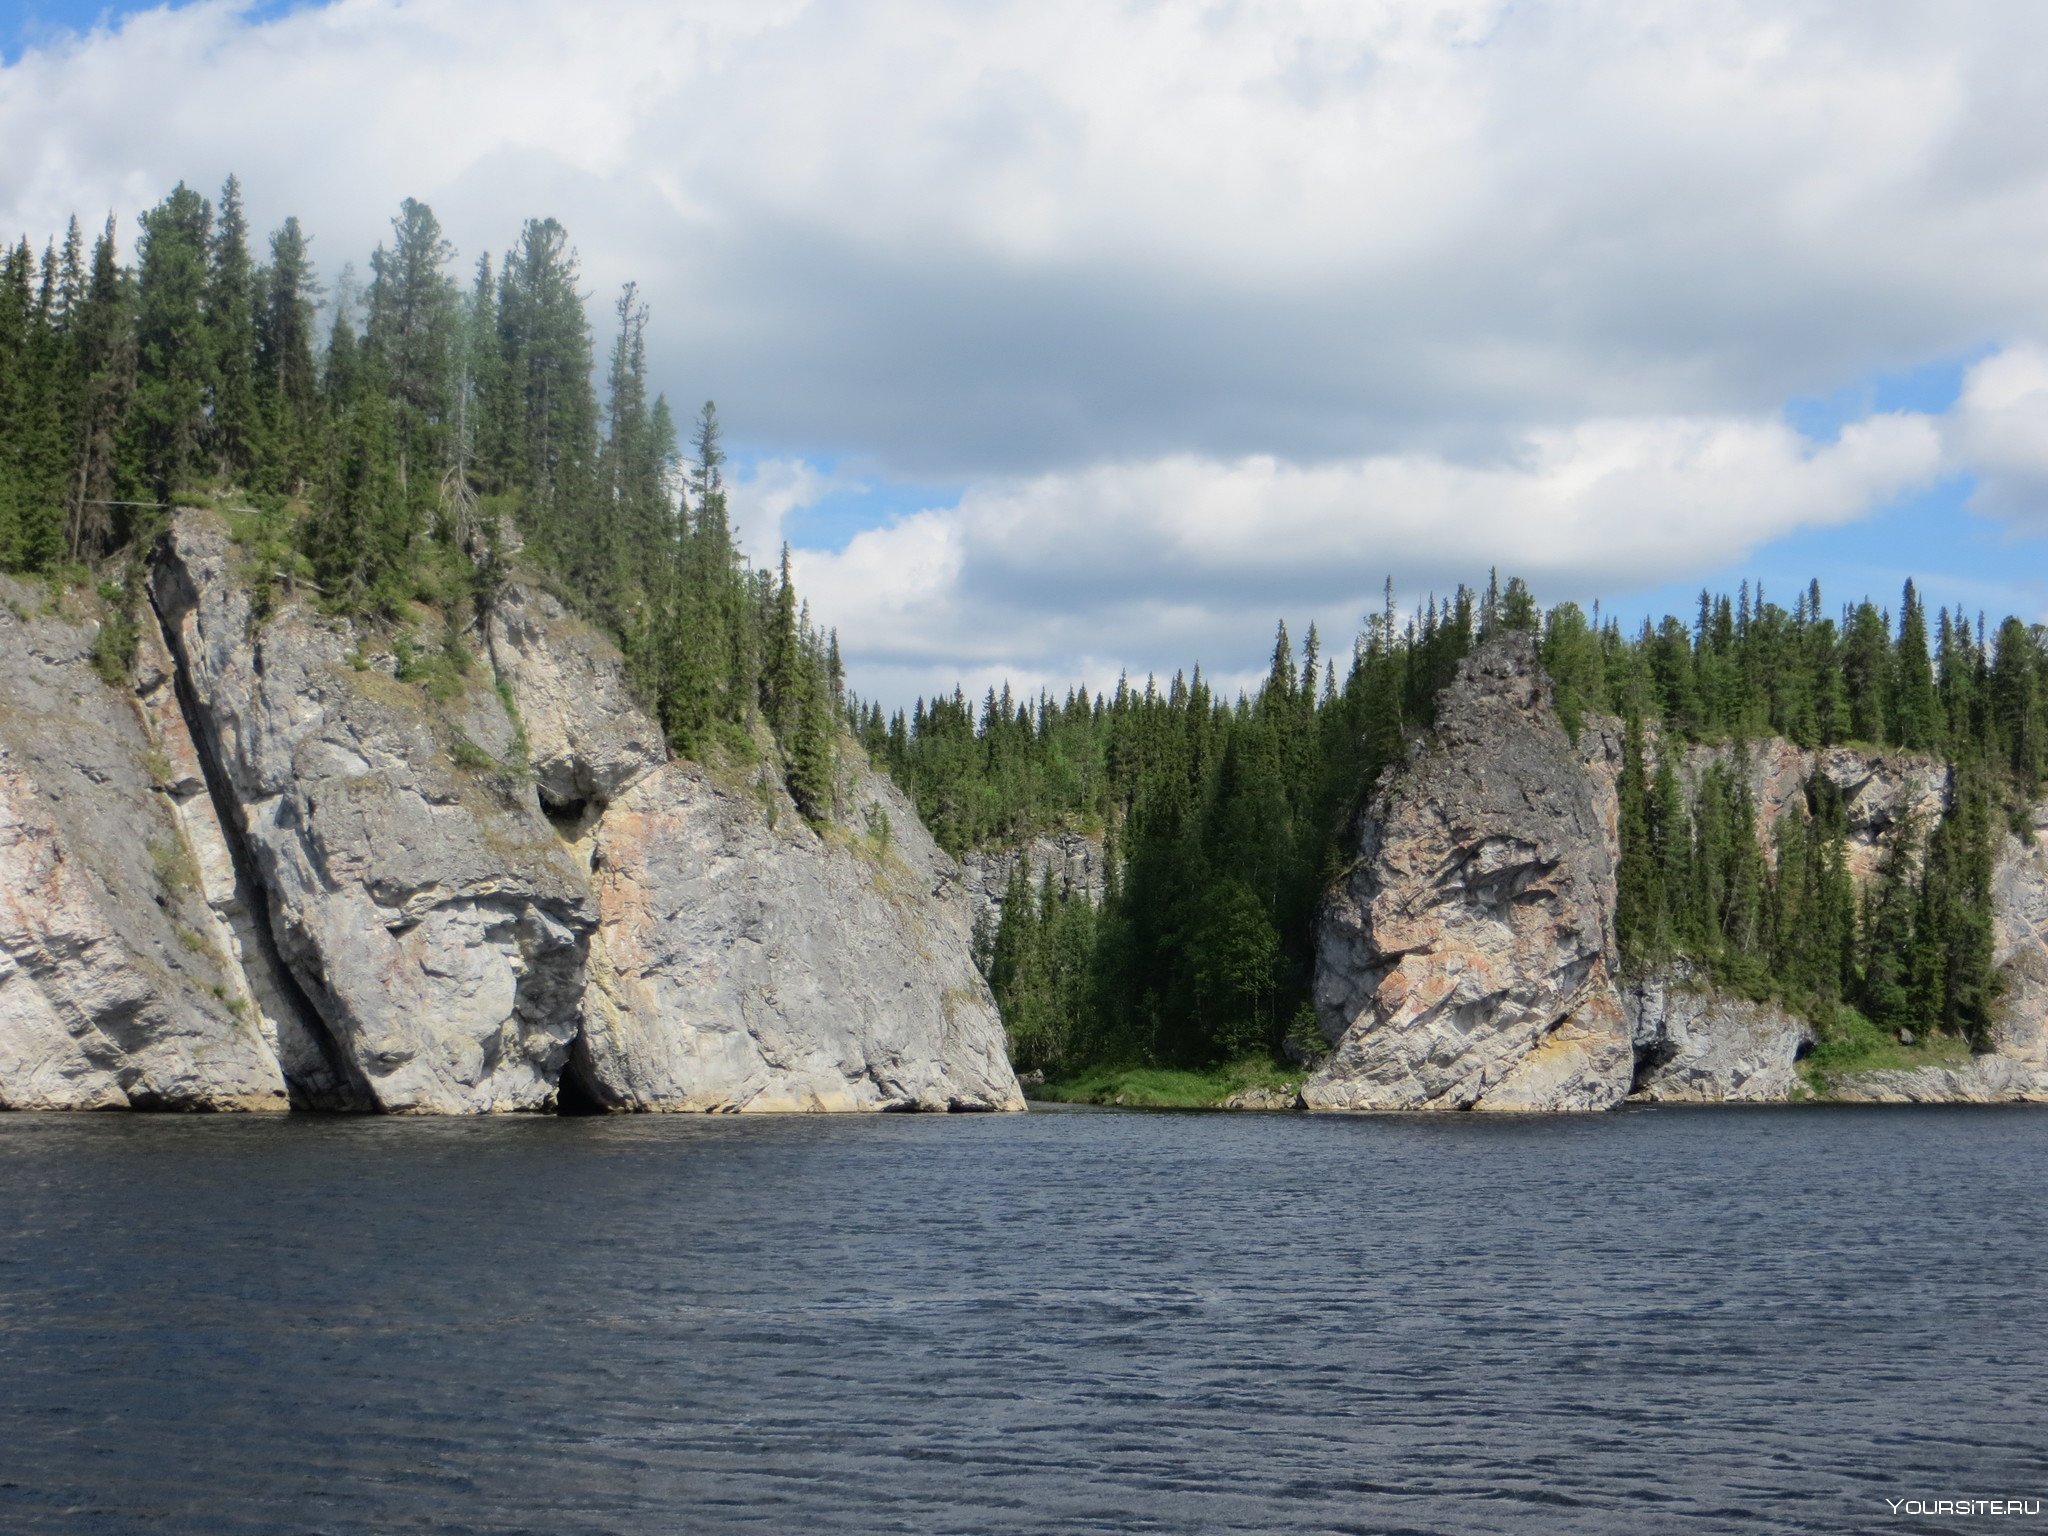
1, 1104, 2043, 1533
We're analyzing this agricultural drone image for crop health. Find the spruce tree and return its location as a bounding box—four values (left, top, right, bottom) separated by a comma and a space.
254, 216, 320, 494
1890, 579, 1942, 751
365, 198, 458, 535
63, 218, 133, 562
1615, 715, 1659, 964
126, 183, 215, 503
206, 174, 259, 482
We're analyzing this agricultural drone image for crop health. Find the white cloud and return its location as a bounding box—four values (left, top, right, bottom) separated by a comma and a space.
6, 1, 2048, 700
795, 407, 1946, 705
1949, 343, 2048, 530
7, 0, 2048, 472
725, 457, 843, 564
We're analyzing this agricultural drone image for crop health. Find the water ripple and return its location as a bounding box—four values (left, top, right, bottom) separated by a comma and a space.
1, 1103, 2044, 1533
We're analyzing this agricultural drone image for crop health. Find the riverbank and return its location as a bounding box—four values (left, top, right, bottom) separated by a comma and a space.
1026, 1057, 1303, 1108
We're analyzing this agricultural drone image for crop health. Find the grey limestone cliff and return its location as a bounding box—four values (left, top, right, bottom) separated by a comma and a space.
0, 576, 287, 1110
1308, 631, 2046, 1109
151, 515, 595, 1113
0, 510, 1022, 1116
476, 579, 1022, 1114
1304, 634, 1633, 1112
959, 829, 1107, 937
1622, 965, 1816, 1103
1989, 801, 2048, 1068
579, 754, 1022, 1112
483, 581, 666, 823
1680, 736, 1950, 885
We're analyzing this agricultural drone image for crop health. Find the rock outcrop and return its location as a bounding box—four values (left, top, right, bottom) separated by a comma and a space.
152, 516, 596, 1114
959, 829, 1107, 935
483, 581, 665, 823
1622, 965, 1816, 1103
0, 511, 1019, 1116
0, 577, 287, 1110
1988, 800, 2048, 1068
1681, 737, 1949, 884
475, 587, 1024, 1115
579, 753, 1023, 1112
1822, 1054, 2047, 1105
1304, 635, 1633, 1112
1305, 627, 2048, 1110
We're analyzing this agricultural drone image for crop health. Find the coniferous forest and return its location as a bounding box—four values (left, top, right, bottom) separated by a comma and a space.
861, 574, 2048, 1078
0, 177, 842, 818
5, 179, 2047, 1086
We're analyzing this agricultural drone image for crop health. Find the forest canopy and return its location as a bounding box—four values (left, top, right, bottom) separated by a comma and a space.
0, 177, 842, 818
862, 573, 2048, 1075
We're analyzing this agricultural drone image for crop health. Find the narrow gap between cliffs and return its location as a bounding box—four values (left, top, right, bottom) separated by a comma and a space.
147, 580, 372, 1112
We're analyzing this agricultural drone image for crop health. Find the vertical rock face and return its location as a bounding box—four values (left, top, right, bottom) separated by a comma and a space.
130, 619, 353, 1106
1304, 635, 1633, 1112
1622, 966, 1816, 1103
1989, 800, 2048, 1067
579, 753, 1024, 1112
151, 515, 596, 1114
958, 830, 1107, 936
5, 513, 1020, 1115
475, 577, 1022, 1114
483, 582, 665, 820
1682, 738, 1949, 883
0, 577, 287, 1110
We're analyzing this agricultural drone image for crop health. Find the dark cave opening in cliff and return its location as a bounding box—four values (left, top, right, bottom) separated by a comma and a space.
1630, 1039, 1680, 1096
554, 1051, 606, 1116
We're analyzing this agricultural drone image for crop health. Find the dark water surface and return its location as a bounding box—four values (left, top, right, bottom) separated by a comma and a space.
2, 1104, 2044, 1535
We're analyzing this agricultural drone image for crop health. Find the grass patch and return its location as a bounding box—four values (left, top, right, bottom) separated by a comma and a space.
1802, 1004, 1975, 1092
148, 834, 199, 897
1030, 1056, 1302, 1109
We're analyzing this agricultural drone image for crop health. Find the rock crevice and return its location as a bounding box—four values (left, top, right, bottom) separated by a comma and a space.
0, 512, 1021, 1116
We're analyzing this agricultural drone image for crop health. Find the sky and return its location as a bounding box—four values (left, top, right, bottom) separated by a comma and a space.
4, 0, 2047, 710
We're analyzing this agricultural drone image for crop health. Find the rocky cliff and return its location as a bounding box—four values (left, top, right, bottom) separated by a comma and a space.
480, 576, 1022, 1113
153, 519, 596, 1114
0, 511, 1020, 1115
1989, 801, 2048, 1067
580, 757, 1021, 1112
1306, 633, 2047, 1111
1677, 736, 1950, 884
1303, 635, 1634, 1111
1621, 965, 1815, 1103
958, 829, 1107, 937
0, 576, 287, 1110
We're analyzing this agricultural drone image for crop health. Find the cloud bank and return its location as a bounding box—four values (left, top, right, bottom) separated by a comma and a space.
5, 0, 2047, 701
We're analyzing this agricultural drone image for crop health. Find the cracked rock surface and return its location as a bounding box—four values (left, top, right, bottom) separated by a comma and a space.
152, 515, 594, 1113
580, 752, 1023, 1112
1305, 634, 1632, 1112
0, 574, 287, 1110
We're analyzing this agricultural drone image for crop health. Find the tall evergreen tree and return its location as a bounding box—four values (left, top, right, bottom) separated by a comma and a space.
205, 174, 259, 482
365, 197, 458, 535
125, 183, 214, 503
254, 216, 320, 493
1890, 579, 1942, 751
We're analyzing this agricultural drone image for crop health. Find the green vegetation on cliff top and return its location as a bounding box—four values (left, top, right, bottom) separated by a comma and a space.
875, 573, 2045, 1083
0, 176, 842, 826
